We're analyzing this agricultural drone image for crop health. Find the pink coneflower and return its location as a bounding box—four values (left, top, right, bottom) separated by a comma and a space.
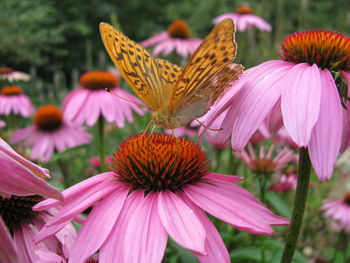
34, 133, 289, 263
140, 20, 202, 58
235, 144, 297, 175
0, 137, 61, 199
89, 156, 113, 169
203, 30, 350, 181
0, 67, 30, 82
269, 172, 298, 193
0, 86, 34, 117
63, 71, 144, 127
0, 120, 5, 128
213, 6, 272, 32
322, 192, 350, 229
10, 105, 92, 162
0, 195, 76, 263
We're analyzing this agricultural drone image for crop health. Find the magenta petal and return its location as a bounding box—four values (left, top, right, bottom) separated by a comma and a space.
69, 186, 129, 263
122, 192, 168, 263
281, 63, 321, 146
0, 217, 18, 263
158, 191, 206, 254
184, 178, 289, 235
205, 173, 243, 183
309, 69, 343, 181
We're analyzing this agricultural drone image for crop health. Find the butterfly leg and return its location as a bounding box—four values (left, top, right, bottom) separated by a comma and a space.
195, 118, 223, 132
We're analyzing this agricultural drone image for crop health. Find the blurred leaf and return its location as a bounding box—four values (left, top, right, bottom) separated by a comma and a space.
230, 247, 262, 262
266, 191, 292, 218
49, 144, 87, 162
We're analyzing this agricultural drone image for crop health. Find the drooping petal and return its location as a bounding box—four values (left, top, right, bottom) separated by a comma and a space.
179, 193, 230, 263
122, 192, 168, 263
69, 186, 129, 263
34, 172, 115, 211
158, 190, 206, 254
0, 217, 17, 263
308, 69, 343, 181
184, 178, 289, 235
225, 61, 293, 150
281, 63, 321, 146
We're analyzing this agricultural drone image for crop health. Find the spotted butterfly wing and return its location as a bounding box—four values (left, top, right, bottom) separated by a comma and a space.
99, 23, 165, 111
168, 18, 242, 117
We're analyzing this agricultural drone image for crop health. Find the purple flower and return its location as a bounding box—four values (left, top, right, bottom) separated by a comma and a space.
34, 134, 289, 263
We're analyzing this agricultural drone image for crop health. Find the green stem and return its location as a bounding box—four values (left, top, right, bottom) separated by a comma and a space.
331, 229, 344, 262
57, 158, 70, 188
281, 147, 312, 263
257, 174, 268, 203
98, 116, 106, 172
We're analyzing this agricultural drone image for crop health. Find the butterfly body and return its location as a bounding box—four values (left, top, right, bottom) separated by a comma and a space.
100, 19, 243, 130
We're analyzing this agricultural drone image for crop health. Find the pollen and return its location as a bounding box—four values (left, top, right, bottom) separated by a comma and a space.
80, 71, 119, 90
1, 85, 23, 96
279, 30, 350, 71
111, 133, 209, 192
236, 6, 253, 14
0, 195, 43, 233
343, 192, 350, 205
0, 67, 13, 74
34, 105, 63, 131
167, 20, 192, 39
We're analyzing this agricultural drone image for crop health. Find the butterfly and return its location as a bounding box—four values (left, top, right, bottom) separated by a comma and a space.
99, 18, 243, 130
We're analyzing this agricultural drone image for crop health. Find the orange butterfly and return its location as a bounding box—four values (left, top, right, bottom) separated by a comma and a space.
99, 18, 243, 130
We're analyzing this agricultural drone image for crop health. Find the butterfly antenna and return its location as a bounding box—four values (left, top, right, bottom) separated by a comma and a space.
195, 119, 223, 132
105, 88, 148, 110
133, 119, 153, 143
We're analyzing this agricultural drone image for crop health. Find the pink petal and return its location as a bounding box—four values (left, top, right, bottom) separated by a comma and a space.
205, 173, 243, 183
158, 191, 206, 254
99, 191, 142, 263
308, 69, 343, 181
0, 217, 18, 263
281, 63, 321, 146
184, 178, 289, 235
122, 192, 167, 263
34, 172, 114, 211
180, 193, 230, 262
226, 61, 293, 150
69, 186, 129, 263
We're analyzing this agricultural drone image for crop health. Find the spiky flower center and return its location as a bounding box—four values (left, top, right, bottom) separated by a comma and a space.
34, 105, 63, 131
343, 192, 350, 205
111, 133, 209, 192
0, 67, 13, 74
167, 20, 191, 39
1, 86, 23, 96
236, 6, 253, 14
80, 71, 119, 90
279, 30, 350, 71
251, 158, 277, 174
0, 195, 43, 233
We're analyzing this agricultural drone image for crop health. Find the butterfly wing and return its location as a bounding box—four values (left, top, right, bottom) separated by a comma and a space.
173, 63, 243, 122
168, 18, 241, 115
155, 59, 183, 106
100, 22, 165, 111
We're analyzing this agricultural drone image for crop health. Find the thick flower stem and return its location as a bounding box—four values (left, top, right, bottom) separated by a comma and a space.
281, 147, 311, 263
57, 158, 71, 188
98, 116, 106, 172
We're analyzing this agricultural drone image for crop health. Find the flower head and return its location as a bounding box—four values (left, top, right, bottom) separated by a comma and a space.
63, 71, 144, 127
10, 105, 92, 162
202, 30, 350, 181
0, 85, 34, 117
34, 133, 289, 263
269, 171, 298, 193
322, 192, 350, 229
213, 6, 272, 32
0, 67, 30, 82
0, 194, 76, 263
235, 144, 297, 175
140, 20, 202, 58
